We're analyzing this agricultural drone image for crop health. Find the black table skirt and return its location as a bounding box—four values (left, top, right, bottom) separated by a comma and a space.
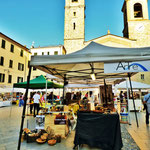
74, 111, 123, 150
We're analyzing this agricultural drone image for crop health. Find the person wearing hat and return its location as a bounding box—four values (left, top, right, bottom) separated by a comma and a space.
143, 90, 150, 125
33, 91, 42, 117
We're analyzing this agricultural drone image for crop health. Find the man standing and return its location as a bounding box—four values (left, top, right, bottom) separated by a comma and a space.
33, 91, 42, 117
119, 91, 124, 103
143, 91, 150, 125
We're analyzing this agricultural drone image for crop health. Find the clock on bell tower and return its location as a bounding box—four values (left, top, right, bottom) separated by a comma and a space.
122, 0, 150, 47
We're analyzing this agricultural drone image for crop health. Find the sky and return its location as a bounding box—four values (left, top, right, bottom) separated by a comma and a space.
0, 0, 150, 48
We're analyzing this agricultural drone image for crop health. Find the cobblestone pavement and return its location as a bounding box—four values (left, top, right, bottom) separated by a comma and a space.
0, 105, 148, 150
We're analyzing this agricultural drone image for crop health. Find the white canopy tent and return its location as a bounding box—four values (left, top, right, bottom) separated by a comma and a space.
29, 42, 150, 126
115, 81, 150, 89
0, 87, 26, 93
18, 42, 150, 148
65, 83, 100, 88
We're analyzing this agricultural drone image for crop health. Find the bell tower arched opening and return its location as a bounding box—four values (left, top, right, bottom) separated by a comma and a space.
134, 3, 143, 18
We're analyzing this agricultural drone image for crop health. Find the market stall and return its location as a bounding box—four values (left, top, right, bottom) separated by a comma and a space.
18, 42, 150, 149
0, 87, 26, 107
115, 81, 150, 111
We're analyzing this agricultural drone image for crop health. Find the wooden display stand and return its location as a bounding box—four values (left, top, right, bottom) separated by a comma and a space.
100, 85, 113, 104
65, 92, 80, 105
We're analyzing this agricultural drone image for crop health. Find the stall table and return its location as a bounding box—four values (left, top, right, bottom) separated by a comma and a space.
128, 99, 143, 112
0, 101, 11, 107
74, 111, 123, 150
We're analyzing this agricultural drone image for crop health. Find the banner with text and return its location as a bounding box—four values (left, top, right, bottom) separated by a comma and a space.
104, 61, 150, 73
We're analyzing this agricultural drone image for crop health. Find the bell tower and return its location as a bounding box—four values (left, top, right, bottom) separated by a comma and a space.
122, 0, 150, 47
64, 0, 85, 53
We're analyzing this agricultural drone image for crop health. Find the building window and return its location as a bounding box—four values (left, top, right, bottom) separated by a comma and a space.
134, 3, 143, 18
42, 52, 44, 55
9, 60, 13, 68
72, 0, 78, 2
34, 53, 37, 56
0, 73, 5, 82
0, 57, 4, 66
54, 51, 58, 55
73, 12, 76, 16
20, 50, 23, 57
141, 74, 144, 80
33, 67, 37, 71
47, 52, 50, 55
1, 39, 6, 49
8, 75, 12, 83
18, 63, 24, 71
18, 63, 20, 70
17, 77, 23, 83
10, 44, 14, 53
73, 23, 76, 30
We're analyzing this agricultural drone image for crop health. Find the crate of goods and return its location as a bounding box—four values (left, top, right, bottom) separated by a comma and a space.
54, 114, 67, 125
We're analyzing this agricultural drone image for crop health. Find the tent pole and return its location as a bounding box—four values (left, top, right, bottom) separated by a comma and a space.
126, 78, 131, 125
99, 86, 101, 104
104, 79, 107, 105
17, 66, 32, 150
63, 75, 66, 101
45, 75, 47, 108
9, 87, 14, 118
128, 73, 139, 127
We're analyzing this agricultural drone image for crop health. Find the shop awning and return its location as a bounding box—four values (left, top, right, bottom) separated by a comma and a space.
13, 75, 63, 89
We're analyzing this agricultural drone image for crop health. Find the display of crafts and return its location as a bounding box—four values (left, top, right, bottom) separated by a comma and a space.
23, 126, 62, 146
50, 105, 64, 112
54, 114, 67, 125
90, 104, 117, 114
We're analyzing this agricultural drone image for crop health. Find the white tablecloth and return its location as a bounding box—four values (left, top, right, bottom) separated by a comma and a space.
128, 99, 143, 111
0, 101, 11, 107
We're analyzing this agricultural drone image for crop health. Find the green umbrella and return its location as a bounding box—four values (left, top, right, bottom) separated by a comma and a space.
13, 75, 63, 89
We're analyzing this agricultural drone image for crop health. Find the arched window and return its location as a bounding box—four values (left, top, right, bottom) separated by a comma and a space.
72, 0, 78, 2
134, 3, 143, 18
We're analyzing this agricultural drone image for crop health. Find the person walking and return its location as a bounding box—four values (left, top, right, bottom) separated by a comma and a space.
19, 95, 24, 107
119, 91, 124, 103
143, 91, 150, 125
16, 93, 20, 106
33, 91, 42, 117
29, 92, 34, 114
85, 92, 88, 98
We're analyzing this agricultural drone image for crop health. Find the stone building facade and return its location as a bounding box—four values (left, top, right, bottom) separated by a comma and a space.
64, 0, 85, 53
64, 0, 150, 84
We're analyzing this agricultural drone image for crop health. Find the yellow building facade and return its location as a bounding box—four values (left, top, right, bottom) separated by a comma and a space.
64, 0, 150, 84
0, 32, 31, 88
